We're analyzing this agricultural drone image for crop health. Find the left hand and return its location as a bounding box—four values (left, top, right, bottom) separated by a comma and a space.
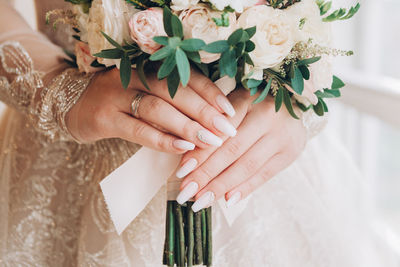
175, 88, 307, 212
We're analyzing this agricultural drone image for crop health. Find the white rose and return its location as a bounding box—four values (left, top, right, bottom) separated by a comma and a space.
179, 4, 236, 63
73, 5, 89, 43
238, 5, 296, 70
86, 0, 139, 66
286, 0, 332, 46
171, 0, 200, 11
206, 0, 258, 12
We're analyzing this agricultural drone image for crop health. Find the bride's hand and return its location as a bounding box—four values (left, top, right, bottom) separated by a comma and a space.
176, 88, 307, 211
66, 68, 237, 153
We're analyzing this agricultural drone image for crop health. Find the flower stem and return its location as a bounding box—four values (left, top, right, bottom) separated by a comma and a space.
175, 203, 185, 267
194, 211, 203, 265
201, 210, 207, 264
165, 201, 175, 267
187, 202, 194, 267
206, 207, 212, 266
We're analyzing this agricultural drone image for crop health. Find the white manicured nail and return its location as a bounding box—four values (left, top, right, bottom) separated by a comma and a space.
176, 158, 198, 179
197, 130, 223, 147
216, 95, 236, 118
177, 182, 199, 205
213, 117, 237, 137
192, 191, 215, 212
173, 140, 195, 151
226, 192, 241, 208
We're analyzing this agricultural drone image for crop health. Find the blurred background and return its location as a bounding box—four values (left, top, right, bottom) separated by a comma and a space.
3, 0, 400, 258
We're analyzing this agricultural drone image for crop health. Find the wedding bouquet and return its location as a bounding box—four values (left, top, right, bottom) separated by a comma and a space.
47, 0, 359, 266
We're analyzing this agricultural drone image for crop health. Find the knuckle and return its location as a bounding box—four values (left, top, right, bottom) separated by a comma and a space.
131, 122, 147, 138
182, 120, 199, 139
193, 167, 214, 187
156, 132, 170, 150
243, 158, 259, 174
208, 180, 226, 196
226, 139, 242, 156
198, 103, 213, 121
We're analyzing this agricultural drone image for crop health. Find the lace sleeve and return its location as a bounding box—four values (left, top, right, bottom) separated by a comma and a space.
301, 108, 328, 140
0, 41, 93, 141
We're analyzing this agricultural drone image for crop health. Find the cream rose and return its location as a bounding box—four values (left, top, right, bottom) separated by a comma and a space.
238, 5, 296, 70
179, 4, 236, 63
86, 0, 138, 66
171, 0, 200, 11
75, 42, 102, 73
286, 0, 332, 46
129, 8, 166, 55
309, 56, 333, 90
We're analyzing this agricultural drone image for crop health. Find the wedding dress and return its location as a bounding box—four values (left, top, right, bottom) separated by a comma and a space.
0, 1, 398, 266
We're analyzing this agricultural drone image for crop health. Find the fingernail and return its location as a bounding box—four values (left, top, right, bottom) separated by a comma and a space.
177, 182, 199, 205
197, 130, 223, 147
173, 140, 195, 151
192, 191, 215, 212
226, 192, 241, 208
213, 117, 237, 137
216, 95, 236, 118
176, 158, 198, 179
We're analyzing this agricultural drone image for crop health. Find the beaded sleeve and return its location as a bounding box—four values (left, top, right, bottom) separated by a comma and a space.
301, 108, 329, 140
0, 41, 93, 142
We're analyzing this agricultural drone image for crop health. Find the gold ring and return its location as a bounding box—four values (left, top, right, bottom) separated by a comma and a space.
131, 92, 145, 119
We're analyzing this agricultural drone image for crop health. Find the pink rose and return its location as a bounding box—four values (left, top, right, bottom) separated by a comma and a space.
75, 42, 102, 73
129, 8, 167, 55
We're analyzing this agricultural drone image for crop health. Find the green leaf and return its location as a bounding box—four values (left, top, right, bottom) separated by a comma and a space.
331, 75, 345, 89
137, 54, 150, 91
212, 12, 230, 27
158, 53, 176, 80
153, 36, 169, 46
253, 78, 272, 104
283, 89, 300, 119
245, 41, 255, 53
250, 87, 258, 96
291, 67, 304, 95
220, 49, 237, 78
240, 31, 250, 43
163, 7, 173, 37
167, 67, 180, 98
320, 98, 329, 112
227, 29, 244, 46
324, 88, 341, 97
93, 48, 122, 59
296, 101, 311, 111
203, 40, 229, 54
245, 26, 256, 39
246, 79, 262, 89
244, 53, 254, 65
180, 39, 206, 52
193, 62, 209, 77
315, 89, 341, 98
313, 99, 325, 116
150, 46, 173, 61
297, 56, 321, 66
235, 42, 245, 57
298, 65, 310, 80
186, 51, 201, 63
175, 48, 190, 86
101, 31, 122, 49
120, 53, 131, 89
168, 37, 182, 49
320, 1, 332, 15
275, 87, 284, 112
171, 15, 183, 38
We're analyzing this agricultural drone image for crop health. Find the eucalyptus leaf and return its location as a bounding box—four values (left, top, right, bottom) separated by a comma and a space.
137, 54, 150, 91
250, 87, 258, 96
291, 67, 304, 95
180, 39, 206, 52
283, 89, 300, 119
153, 36, 169, 46
246, 79, 262, 89
193, 62, 209, 77
245, 26, 256, 39
101, 31, 123, 49
163, 7, 173, 37
175, 48, 190, 86
245, 41, 255, 53
171, 15, 183, 38
220, 49, 237, 78
299, 65, 310, 80
150, 46, 173, 61
324, 88, 341, 97
203, 40, 229, 54
158, 53, 176, 80
120, 53, 131, 89
297, 56, 321, 66
227, 29, 244, 46
167, 67, 180, 98
253, 78, 272, 104
313, 99, 325, 116
93, 49, 122, 59
331, 75, 345, 89
186, 51, 201, 63
275, 87, 284, 112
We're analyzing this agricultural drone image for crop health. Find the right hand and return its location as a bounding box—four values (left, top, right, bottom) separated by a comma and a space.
66, 68, 237, 154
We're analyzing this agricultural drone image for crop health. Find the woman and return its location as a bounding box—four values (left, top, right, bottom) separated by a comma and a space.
0, 0, 396, 266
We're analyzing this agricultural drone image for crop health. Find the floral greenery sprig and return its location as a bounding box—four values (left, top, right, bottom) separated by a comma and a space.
125, 0, 170, 9
265, 0, 301, 9
316, 0, 360, 22
65, 0, 92, 13
150, 8, 207, 98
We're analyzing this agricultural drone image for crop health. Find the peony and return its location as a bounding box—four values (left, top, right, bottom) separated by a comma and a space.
309, 56, 333, 90
238, 5, 296, 71
75, 42, 102, 73
286, 0, 332, 46
129, 8, 167, 54
179, 4, 236, 63
86, 0, 138, 66
171, 0, 200, 11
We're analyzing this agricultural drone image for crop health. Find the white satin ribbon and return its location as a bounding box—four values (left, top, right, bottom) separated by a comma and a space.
100, 76, 249, 235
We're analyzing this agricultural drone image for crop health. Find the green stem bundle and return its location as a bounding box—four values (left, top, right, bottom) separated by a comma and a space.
163, 201, 212, 267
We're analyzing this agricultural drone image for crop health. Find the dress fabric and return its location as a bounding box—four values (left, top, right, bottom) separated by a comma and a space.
0, 1, 397, 266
